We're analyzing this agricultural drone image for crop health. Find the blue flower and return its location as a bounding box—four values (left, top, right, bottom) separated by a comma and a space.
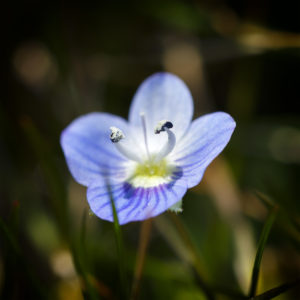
61, 73, 236, 224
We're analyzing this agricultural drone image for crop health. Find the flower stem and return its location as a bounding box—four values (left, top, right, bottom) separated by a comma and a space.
108, 182, 128, 299
130, 218, 152, 300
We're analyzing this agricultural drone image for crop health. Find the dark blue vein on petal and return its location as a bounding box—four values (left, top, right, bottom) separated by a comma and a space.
142, 188, 151, 211
125, 188, 145, 219
115, 185, 140, 216
159, 184, 169, 210
152, 186, 160, 213
92, 182, 132, 214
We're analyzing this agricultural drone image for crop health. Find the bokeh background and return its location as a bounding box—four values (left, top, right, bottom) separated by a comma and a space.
1, 1, 300, 299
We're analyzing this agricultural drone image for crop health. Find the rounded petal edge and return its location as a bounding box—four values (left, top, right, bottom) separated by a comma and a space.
128, 72, 194, 152
171, 111, 236, 188
60, 112, 130, 186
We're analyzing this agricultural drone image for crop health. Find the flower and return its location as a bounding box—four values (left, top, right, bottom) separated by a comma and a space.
61, 73, 236, 225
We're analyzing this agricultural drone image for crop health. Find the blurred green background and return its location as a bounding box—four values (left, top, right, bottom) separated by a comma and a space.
1, 1, 300, 299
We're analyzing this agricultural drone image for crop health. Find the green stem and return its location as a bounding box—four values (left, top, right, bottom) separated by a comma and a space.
108, 182, 128, 299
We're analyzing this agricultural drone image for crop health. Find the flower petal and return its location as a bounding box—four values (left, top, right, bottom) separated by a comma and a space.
60, 112, 134, 186
129, 73, 194, 153
87, 175, 187, 225
171, 112, 236, 188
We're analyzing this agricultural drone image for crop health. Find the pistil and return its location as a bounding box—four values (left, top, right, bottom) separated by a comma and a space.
140, 112, 151, 159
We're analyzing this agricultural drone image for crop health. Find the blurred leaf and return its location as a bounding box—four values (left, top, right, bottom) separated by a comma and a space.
142, 0, 212, 33
27, 212, 61, 254
21, 116, 69, 239
249, 205, 278, 297
0, 216, 49, 299
168, 213, 216, 300
0, 216, 20, 255
175, 286, 207, 300
79, 209, 88, 259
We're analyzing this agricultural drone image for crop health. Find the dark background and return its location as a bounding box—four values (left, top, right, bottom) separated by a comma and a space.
1, 1, 300, 299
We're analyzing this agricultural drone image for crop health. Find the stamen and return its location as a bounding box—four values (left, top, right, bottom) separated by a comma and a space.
140, 112, 150, 159
154, 120, 173, 134
110, 126, 125, 143
154, 120, 176, 162
109, 127, 142, 163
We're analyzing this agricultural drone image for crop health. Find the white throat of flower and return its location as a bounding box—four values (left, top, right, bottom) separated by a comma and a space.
109, 113, 178, 188
109, 114, 176, 164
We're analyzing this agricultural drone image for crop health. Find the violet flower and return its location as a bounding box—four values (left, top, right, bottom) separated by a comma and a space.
61, 73, 236, 224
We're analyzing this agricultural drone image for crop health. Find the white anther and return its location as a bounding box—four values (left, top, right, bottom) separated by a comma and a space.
109, 126, 142, 163
154, 120, 173, 134
110, 127, 125, 143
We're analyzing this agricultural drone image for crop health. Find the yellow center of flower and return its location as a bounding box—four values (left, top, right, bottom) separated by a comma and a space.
129, 159, 175, 188
135, 159, 169, 177
110, 114, 177, 188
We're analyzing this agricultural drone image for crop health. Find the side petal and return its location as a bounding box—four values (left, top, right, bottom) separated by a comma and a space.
87, 176, 187, 225
171, 112, 236, 188
60, 112, 132, 186
129, 73, 194, 153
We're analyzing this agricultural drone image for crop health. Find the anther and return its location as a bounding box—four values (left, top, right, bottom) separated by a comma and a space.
110, 127, 125, 143
153, 120, 176, 162
109, 126, 142, 163
154, 120, 173, 134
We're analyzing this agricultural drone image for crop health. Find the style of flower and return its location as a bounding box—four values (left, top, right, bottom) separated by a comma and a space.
61, 73, 236, 225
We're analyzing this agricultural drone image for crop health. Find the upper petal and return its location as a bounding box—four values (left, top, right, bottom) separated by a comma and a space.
170, 112, 236, 188
128, 73, 194, 153
60, 112, 134, 186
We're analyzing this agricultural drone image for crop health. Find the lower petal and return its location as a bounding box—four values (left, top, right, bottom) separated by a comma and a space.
87, 176, 187, 225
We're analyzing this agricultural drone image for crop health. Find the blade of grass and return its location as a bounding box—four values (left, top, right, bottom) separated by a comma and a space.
255, 191, 300, 250
168, 212, 215, 300
254, 191, 274, 210
108, 182, 128, 300
248, 205, 278, 297
130, 218, 152, 300
251, 278, 300, 300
